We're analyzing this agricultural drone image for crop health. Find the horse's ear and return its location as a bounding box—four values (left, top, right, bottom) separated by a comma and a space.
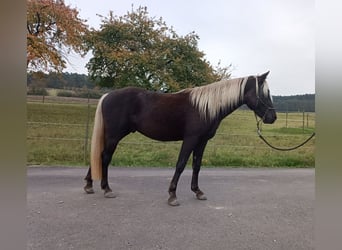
258, 71, 270, 84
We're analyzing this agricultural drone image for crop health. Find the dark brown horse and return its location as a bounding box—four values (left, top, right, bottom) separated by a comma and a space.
84, 71, 276, 206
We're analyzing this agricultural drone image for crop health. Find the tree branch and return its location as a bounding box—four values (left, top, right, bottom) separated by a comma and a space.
27, 23, 32, 35
34, 12, 41, 35
45, 21, 57, 32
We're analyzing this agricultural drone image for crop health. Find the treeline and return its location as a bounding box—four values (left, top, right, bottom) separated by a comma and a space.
239, 95, 315, 112
27, 72, 103, 98
27, 72, 95, 89
27, 72, 315, 112
272, 94, 315, 112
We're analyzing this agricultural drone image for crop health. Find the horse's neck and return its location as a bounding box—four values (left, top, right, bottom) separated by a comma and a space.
218, 99, 245, 120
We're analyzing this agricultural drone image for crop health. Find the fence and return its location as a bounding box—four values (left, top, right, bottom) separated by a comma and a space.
27, 95, 315, 167
26, 94, 99, 105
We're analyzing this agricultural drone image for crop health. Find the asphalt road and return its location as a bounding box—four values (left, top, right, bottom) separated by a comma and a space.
27, 167, 314, 250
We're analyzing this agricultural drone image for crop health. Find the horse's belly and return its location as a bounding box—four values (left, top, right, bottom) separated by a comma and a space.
132, 95, 189, 141
138, 126, 183, 141
135, 118, 184, 142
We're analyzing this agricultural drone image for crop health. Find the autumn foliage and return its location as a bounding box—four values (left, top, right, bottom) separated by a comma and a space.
27, 3, 231, 90
27, 0, 89, 72
86, 7, 229, 91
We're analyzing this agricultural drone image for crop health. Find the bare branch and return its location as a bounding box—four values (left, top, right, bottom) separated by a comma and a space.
27, 23, 32, 35
34, 12, 41, 35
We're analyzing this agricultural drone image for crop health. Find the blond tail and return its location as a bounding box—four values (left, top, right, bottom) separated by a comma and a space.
90, 93, 108, 180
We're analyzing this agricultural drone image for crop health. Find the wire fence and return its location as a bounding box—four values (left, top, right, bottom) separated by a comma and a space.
27, 95, 315, 166
27, 95, 99, 105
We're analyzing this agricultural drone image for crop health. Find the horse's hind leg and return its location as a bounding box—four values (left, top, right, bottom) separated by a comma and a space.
84, 167, 94, 194
101, 129, 130, 198
83, 139, 117, 196
191, 140, 208, 201
101, 141, 118, 198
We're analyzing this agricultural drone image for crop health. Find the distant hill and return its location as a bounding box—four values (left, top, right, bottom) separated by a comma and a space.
272, 94, 315, 112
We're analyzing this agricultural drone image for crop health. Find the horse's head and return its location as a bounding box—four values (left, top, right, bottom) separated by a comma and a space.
244, 71, 277, 124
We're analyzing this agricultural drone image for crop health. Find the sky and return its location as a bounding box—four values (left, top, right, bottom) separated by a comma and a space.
64, 0, 315, 96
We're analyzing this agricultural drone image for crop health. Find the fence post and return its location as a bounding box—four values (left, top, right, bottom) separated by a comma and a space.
84, 89, 90, 165
302, 110, 305, 133
285, 111, 288, 128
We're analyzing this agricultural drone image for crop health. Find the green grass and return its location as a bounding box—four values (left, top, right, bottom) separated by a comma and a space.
27, 102, 315, 167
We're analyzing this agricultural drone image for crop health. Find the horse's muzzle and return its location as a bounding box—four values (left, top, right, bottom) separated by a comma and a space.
263, 110, 277, 124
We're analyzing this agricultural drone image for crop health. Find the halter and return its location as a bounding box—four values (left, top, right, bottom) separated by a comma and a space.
254, 76, 275, 122
253, 76, 315, 151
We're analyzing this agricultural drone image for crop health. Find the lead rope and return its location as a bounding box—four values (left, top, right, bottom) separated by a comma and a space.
255, 113, 315, 151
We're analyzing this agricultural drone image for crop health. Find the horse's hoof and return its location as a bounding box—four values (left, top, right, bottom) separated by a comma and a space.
168, 197, 180, 206
104, 191, 116, 198
196, 193, 207, 200
84, 186, 94, 194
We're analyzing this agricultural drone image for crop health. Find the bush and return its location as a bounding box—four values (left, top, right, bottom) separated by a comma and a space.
27, 86, 48, 96
74, 89, 102, 99
56, 89, 103, 99
57, 90, 75, 97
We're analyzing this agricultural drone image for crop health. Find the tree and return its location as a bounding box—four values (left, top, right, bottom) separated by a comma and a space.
213, 61, 233, 81
27, 0, 89, 72
86, 6, 226, 91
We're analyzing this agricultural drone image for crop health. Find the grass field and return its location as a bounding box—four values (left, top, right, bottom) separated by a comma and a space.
27, 100, 315, 167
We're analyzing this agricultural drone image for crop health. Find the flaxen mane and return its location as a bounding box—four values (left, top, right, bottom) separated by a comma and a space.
189, 77, 249, 120
260, 80, 272, 102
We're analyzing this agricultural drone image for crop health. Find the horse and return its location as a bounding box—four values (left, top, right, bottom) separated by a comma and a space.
84, 71, 277, 206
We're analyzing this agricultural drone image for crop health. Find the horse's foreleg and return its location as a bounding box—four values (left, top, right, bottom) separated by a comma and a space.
191, 140, 208, 201
168, 159, 188, 206
168, 138, 197, 206
84, 167, 94, 194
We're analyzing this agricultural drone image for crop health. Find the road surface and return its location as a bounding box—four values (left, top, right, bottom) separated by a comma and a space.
27, 167, 314, 250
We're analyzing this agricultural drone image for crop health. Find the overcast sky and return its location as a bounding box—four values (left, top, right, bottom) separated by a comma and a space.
64, 0, 314, 96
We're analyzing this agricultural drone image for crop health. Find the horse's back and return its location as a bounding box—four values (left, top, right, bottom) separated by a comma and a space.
102, 87, 190, 115
102, 87, 145, 110
100, 87, 194, 141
